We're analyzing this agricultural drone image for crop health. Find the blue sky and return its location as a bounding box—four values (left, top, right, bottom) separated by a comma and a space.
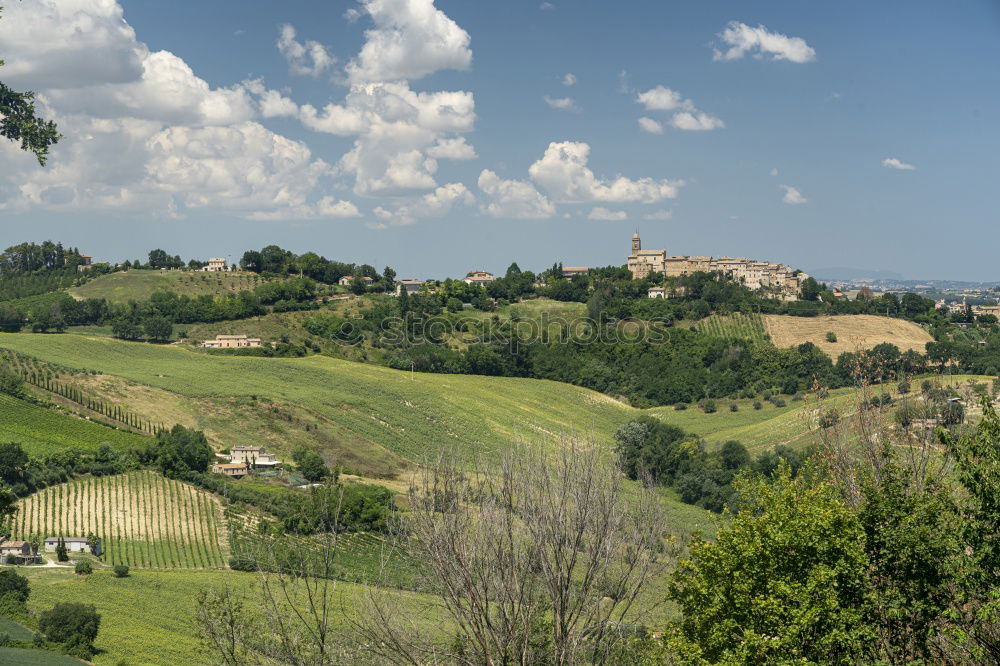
0, 1, 998, 280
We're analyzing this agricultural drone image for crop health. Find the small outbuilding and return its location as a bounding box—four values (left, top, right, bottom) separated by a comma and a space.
44, 536, 101, 556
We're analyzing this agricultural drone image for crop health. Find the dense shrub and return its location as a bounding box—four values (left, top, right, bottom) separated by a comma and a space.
112, 565, 129, 578
74, 561, 92, 576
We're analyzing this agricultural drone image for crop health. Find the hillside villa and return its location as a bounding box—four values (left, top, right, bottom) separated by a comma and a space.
561, 266, 589, 278
338, 275, 375, 287
396, 279, 423, 296
211, 462, 249, 477
228, 445, 281, 467
201, 334, 262, 349
44, 536, 102, 556
202, 257, 228, 272
463, 271, 495, 285
0, 537, 39, 563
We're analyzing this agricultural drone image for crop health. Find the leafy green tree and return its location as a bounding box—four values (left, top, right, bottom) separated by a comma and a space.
142, 315, 172, 342
0, 6, 61, 165
152, 425, 214, 477
292, 447, 328, 483
0, 441, 28, 484
857, 453, 956, 662
940, 398, 1000, 661
0, 303, 22, 332
111, 318, 143, 341
74, 560, 92, 576
668, 464, 875, 664
38, 602, 101, 657
799, 276, 822, 301
0, 568, 29, 604
0, 370, 25, 399
113, 564, 129, 578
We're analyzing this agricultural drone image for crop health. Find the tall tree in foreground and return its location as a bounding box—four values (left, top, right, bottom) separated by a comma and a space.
197, 484, 349, 666
353, 441, 673, 665
667, 463, 875, 664
940, 397, 1000, 661
0, 5, 61, 165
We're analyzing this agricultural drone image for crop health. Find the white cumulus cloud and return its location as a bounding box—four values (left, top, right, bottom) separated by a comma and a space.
636, 85, 691, 111
544, 96, 580, 112
0, 0, 339, 221
562, 72, 576, 86
637, 117, 663, 135
277, 24, 335, 77
528, 141, 683, 203
345, 0, 472, 84
587, 207, 627, 221
670, 111, 725, 131
478, 169, 555, 219
427, 137, 477, 160
635, 85, 723, 132
713, 21, 816, 63
780, 184, 807, 205
882, 157, 916, 170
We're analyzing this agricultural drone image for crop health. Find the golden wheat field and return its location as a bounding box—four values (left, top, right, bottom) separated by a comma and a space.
762, 314, 933, 356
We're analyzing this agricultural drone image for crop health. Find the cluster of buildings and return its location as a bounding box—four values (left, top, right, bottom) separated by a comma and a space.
211, 445, 282, 477
0, 536, 102, 564
626, 232, 808, 301
937, 297, 1000, 319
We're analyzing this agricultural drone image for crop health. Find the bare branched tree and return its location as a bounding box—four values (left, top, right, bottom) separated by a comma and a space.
353, 439, 674, 665
196, 485, 359, 665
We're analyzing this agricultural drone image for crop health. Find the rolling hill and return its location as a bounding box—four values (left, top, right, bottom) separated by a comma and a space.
67, 269, 279, 303
0, 331, 960, 473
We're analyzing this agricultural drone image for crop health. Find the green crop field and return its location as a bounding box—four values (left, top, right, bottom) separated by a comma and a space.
0, 615, 35, 641
0, 647, 85, 665
67, 269, 277, 303
0, 394, 149, 457
15, 471, 228, 569
20, 568, 445, 666
695, 313, 768, 343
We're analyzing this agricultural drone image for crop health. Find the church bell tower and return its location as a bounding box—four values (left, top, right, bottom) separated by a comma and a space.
631, 231, 641, 254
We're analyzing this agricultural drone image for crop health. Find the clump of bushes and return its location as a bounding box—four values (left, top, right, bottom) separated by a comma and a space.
700, 399, 717, 414
112, 565, 129, 578
753, 400, 762, 410
673, 402, 687, 411
74, 561, 92, 576
729, 402, 739, 412
825, 331, 837, 342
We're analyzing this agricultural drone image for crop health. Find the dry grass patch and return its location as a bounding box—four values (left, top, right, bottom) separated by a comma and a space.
762, 314, 932, 356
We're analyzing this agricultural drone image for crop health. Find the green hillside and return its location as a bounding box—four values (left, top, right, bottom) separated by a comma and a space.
0, 333, 634, 471
0, 393, 149, 457
67, 269, 275, 303
3, 333, 983, 471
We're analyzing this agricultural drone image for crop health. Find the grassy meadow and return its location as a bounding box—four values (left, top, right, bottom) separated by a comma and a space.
18, 568, 446, 666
